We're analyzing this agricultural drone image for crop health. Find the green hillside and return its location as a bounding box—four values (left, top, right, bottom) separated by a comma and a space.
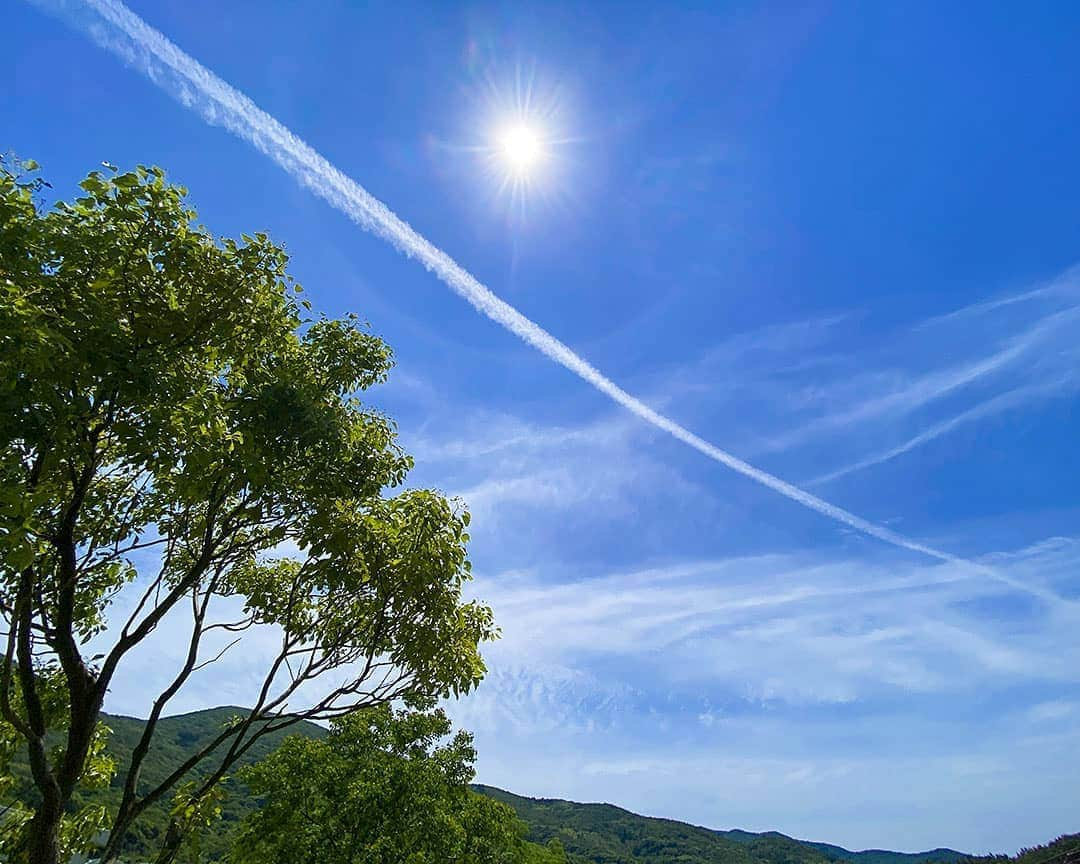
472, 786, 968, 864
6, 708, 1070, 864
804, 841, 968, 864
472, 786, 1076, 864
475, 785, 832, 864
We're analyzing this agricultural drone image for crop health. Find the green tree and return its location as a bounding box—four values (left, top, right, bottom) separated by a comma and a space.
0, 159, 496, 864
0, 667, 115, 861
231, 702, 564, 864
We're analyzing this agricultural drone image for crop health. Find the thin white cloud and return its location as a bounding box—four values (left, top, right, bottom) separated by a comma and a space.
400, 408, 709, 533
766, 304, 1079, 454
812, 375, 1078, 485
915, 264, 1080, 330
1025, 700, 1078, 723
457, 473, 581, 518
35, 0, 1051, 600
406, 411, 633, 466
469, 538, 1080, 708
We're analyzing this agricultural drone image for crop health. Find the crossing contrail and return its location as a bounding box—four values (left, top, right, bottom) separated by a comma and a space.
35, 0, 1056, 602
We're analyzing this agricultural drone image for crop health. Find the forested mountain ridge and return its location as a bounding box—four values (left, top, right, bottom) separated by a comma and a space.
805, 840, 970, 864
475, 785, 969, 864
6, 707, 1072, 864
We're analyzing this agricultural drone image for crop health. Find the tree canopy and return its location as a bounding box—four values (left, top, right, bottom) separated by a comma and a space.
0, 158, 496, 864
233, 702, 567, 864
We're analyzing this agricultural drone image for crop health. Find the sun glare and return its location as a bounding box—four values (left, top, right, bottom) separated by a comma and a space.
497, 124, 544, 175
468, 67, 571, 215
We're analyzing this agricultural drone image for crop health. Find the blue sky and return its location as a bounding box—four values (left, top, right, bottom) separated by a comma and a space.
5, 0, 1080, 854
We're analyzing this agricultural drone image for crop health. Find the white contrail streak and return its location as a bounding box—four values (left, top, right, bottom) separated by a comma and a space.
35, 0, 1056, 602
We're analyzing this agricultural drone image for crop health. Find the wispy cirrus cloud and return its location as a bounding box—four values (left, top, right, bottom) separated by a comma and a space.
398, 407, 725, 543
625, 271, 1080, 488
914, 263, 1080, 329
810, 374, 1078, 485
452, 535, 1080, 854
469, 538, 1079, 708
764, 300, 1080, 455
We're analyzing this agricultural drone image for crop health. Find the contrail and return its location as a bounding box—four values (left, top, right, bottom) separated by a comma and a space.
34, 0, 1055, 602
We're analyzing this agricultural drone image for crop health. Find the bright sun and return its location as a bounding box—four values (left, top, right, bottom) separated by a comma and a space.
497, 124, 543, 175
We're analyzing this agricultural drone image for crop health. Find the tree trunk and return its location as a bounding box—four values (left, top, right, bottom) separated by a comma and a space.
26, 793, 63, 864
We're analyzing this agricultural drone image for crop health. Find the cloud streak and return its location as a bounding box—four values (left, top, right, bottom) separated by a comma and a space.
472, 548, 1077, 696
36, 0, 1054, 600
914, 264, 1080, 330
812, 375, 1078, 485
765, 305, 1080, 455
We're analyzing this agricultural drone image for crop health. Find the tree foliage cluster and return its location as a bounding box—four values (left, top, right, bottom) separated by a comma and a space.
0, 156, 497, 864
233, 702, 567, 864
978, 837, 1080, 864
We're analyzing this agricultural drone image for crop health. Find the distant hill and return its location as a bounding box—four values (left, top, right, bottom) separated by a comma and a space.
474, 785, 969, 864
804, 840, 968, 864
5, 707, 1070, 864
